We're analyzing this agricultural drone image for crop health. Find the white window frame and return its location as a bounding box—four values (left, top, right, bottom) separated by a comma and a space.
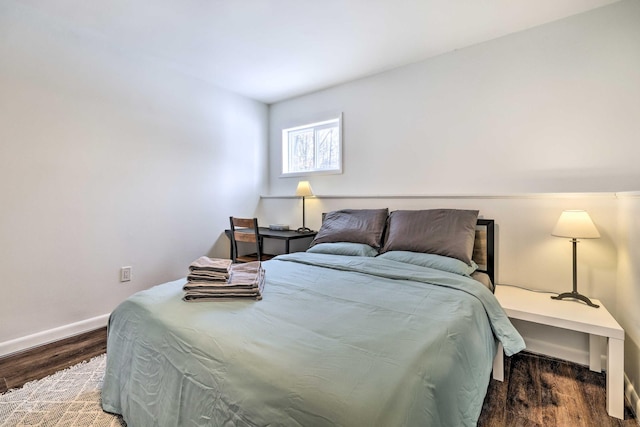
280, 113, 343, 177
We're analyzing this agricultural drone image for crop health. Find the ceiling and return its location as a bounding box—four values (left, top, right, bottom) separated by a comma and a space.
19, 0, 620, 104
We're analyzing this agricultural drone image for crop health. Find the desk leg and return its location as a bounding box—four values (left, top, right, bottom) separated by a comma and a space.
607, 337, 624, 419
493, 342, 504, 382
285, 240, 290, 254
589, 334, 603, 372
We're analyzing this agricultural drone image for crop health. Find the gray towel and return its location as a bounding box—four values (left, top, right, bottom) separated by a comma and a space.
189, 257, 232, 273
186, 257, 232, 283
184, 261, 265, 301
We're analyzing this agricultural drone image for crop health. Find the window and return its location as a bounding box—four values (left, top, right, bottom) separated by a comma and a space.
281, 114, 342, 176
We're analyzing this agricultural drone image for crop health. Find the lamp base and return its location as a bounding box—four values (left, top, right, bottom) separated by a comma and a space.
551, 291, 599, 308
296, 227, 313, 233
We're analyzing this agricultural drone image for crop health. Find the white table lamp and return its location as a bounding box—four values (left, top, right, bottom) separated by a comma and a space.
295, 181, 313, 233
551, 210, 601, 308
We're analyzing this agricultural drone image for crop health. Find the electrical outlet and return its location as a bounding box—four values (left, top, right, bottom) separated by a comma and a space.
120, 266, 132, 282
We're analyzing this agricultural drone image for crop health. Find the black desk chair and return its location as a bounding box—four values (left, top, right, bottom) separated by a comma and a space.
229, 217, 274, 263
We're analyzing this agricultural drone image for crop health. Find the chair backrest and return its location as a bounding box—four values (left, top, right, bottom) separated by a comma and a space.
229, 217, 262, 262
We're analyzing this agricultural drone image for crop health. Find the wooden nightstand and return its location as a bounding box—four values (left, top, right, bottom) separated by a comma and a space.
492, 284, 625, 419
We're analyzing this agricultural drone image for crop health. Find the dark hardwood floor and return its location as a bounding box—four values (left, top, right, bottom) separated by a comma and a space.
480, 351, 637, 426
0, 331, 637, 426
0, 327, 106, 393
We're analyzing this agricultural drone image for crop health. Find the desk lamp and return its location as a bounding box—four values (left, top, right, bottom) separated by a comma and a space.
295, 180, 313, 233
551, 210, 601, 308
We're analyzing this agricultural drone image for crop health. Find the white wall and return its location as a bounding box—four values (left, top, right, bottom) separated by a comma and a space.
0, 2, 268, 354
616, 192, 640, 415
264, 0, 640, 412
269, 0, 640, 197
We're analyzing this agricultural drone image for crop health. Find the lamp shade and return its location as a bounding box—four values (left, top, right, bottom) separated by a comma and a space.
295, 181, 314, 197
552, 210, 600, 239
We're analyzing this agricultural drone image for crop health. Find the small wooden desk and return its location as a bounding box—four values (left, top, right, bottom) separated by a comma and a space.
493, 284, 625, 419
224, 228, 317, 258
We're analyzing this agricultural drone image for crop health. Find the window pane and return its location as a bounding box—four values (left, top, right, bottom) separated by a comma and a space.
288, 129, 314, 173
315, 126, 339, 170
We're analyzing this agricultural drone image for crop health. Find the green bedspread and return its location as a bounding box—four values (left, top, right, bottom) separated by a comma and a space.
101, 252, 524, 426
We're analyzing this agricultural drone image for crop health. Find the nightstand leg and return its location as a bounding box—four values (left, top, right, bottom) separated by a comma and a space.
589, 334, 603, 372
607, 337, 624, 419
492, 342, 504, 382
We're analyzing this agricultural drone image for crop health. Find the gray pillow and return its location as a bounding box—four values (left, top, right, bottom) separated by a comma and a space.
310, 208, 389, 249
381, 209, 479, 265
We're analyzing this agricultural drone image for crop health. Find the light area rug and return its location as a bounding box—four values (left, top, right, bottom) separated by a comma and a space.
0, 354, 125, 427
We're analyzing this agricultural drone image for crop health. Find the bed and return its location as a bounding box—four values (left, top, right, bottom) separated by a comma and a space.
101, 208, 525, 426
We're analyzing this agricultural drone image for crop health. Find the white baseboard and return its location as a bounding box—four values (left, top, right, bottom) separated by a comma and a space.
625, 374, 640, 424
0, 314, 110, 357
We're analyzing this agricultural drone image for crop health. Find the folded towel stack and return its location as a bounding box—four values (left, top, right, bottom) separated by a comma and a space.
183, 259, 265, 301
186, 256, 233, 284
